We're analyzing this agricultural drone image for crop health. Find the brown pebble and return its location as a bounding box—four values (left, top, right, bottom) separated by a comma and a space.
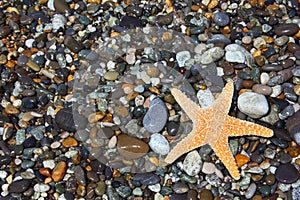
252, 84, 272, 95
265, 174, 276, 185
115, 106, 129, 117
146, 67, 160, 77
254, 56, 266, 66
117, 134, 149, 159
5, 104, 20, 115
294, 84, 300, 96
62, 136, 78, 148
287, 42, 300, 53
252, 194, 263, 200
199, 189, 213, 200
149, 87, 160, 95
126, 92, 139, 101
242, 80, 255, 89
187, 189, 198, 200
39, 168, 51, 177
235, 154, 250, 168
54, 0, 70, 14
52, 161, 67, 182
88, 112, 105, 123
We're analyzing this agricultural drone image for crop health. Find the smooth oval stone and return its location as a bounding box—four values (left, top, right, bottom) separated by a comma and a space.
143, 97, 168, 133
252, 84, 272, 95
9, 179, 31, 193
213, 12, 230, 27
117, 134, 149, 159
74, 165, 86, 186
133, 172, 160, 185
148, 133, 170, 156
0, 26, 11, 37
207, 34, 231, 45
172, 182, 189, 194
274, 23, 299, 36
274, 36, 289, 46
238, 92, 269, 118
187, 189, 198, 200
199, 189, 213, 200
275, 163, 299, 183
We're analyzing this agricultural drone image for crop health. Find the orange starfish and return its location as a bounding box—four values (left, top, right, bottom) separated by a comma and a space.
165, 82, 273, 180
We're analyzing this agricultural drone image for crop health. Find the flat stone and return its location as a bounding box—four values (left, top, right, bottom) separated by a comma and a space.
172, 182, 189, 194
225, 51, 245, 63
252, 84, 272, 95
148, 133, 170, 156
238, 92, 269, 118
143, 97, 168, 133
176, 51, 191, 67
117, 134, 149, 159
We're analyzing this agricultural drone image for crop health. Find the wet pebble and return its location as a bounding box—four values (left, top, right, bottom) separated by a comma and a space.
148, 133, 170, 156
133, 172, 160, 185
117, 134, 149, 159
143, 97, 168, 133
274, 23, 299, 36
8, 179, 31, 193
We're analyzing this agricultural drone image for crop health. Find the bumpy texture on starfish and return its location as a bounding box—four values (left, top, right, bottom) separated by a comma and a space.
165, 82, 273, 180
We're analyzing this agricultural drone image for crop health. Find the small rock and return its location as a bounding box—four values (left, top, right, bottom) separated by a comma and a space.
104, 71, 119, 81
197, 88, 215, 109
148, 133, 170, 156
213, 12, 230, 26
133, 172, 160, 185
275, 163, 299, 184
143, 97, 168, 133
183, 150, 202, 176
238, 92, 269, 118
52, 161, 67, 182
117, 134, 149, 159
176, 51, 191, 67
201, 162, 216, 174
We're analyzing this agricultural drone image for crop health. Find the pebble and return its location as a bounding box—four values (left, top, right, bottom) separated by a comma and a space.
238, 92, 269, 118
64, 35, 84, 53
182, 150, 202, 176
274, 23, 299, 36
133, 172, 160, 185
275, 36, 289, 46
74, 165, 86, 186
55, 107, 76, 132
33, 183, 50, 192
143, 97, 168, 133
213, 12, 230, 26
286, 110, 300, 145
201, 162, 216, 174
199, 189, 213, 200
8, 179, 31, 193
104, 71, 119, 81
52, 161, 67, 182
148, 133, 170, 156
176, 51, 191, 67
252, 84, 273, 96
172, 182, 189, 194
117, 134, 149, 159
245, 183, 257, 199
197, 88, 215, 109
275, 163, 299, 184
62, 136, 78, 148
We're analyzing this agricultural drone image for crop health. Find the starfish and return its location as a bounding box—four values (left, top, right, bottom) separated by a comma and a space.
165, 82, 273, 180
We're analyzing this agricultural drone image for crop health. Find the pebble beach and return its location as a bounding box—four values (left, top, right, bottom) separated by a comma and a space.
0, 0, 300, 199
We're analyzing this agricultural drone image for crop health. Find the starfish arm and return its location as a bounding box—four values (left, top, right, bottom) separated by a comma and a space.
224, 116, 274, 138
209, 82, 234, 115
211, 136, 240, 180
170, 88, 206, 123
165, 129, 207, 164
